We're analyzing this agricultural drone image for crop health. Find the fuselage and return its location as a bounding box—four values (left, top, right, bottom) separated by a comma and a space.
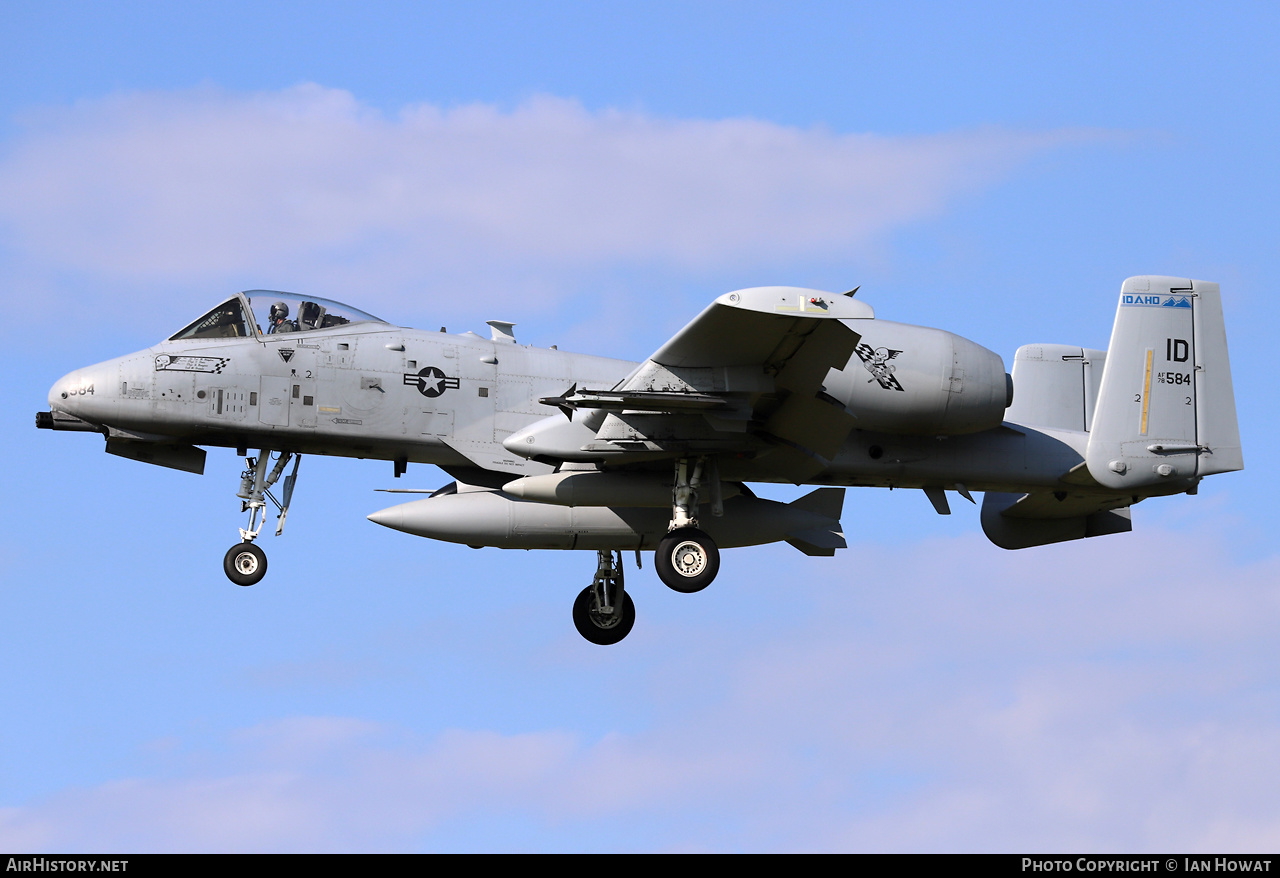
49, 317, 633, 476
46, 290, 1093, 494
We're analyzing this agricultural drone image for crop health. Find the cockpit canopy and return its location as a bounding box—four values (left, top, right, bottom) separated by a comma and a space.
168, 291, 387, 342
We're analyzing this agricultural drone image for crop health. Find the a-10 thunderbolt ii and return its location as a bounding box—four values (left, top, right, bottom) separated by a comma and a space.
38, 277, 1242, 644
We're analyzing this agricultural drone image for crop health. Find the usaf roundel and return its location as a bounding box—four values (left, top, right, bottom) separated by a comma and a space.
403, 366, 460, 398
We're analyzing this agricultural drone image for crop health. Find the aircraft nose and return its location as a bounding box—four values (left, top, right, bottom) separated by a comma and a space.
48, 363, 115, 423
49, 368, 87, 410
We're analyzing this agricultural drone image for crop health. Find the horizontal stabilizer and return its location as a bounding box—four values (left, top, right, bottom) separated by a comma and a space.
981, 490, 1132, 550
994, 490, 1129, 521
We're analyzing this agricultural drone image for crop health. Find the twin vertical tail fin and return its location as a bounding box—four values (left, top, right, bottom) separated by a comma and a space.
1085, 276, 1243, 490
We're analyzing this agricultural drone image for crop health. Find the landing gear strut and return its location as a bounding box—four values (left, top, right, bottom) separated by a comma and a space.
654, 457, 720, 594
573, 550, 635, 645
222, 450, 301, 586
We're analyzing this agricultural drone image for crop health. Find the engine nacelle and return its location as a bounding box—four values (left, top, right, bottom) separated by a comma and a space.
824, 319, 1009, 435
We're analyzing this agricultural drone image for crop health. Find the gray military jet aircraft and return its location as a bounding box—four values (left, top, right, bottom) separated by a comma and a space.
38, 277, 1242, 644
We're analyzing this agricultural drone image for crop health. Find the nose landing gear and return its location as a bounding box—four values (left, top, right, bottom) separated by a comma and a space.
223, 450, 301, 586
224, 542, 267, 586
573, 550, 635, 645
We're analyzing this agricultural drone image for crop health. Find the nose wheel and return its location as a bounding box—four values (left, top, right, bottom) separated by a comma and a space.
224, 542, 267, 586
222, 450, 301, 587
573, 550, 635, 645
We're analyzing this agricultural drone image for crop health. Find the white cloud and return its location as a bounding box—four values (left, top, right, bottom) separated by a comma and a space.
3, 524, 1279, 852
0, 721, 739, 852
0, 85, 1103, 314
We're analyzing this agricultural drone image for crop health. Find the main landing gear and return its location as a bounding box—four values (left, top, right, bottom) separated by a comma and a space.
573, 459, 723, 644
654, 457, 720, 594
223, 450, 301, 586
573, 550, 635, 645
656, 528, 719, 593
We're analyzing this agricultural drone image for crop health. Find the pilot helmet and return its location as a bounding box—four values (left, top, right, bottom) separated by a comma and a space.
269, 301, 289, 322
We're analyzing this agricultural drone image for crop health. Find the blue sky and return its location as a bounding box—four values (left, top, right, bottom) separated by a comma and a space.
2, 1, 1277, 852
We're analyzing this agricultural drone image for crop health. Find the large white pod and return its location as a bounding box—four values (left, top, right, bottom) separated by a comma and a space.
368, 485, 845, 554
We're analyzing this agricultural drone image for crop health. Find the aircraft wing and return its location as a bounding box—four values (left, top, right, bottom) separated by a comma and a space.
543, 287, 873, 475
647, 286, 872, 371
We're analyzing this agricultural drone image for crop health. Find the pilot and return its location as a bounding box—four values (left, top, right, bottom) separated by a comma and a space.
268, 301, 296, 333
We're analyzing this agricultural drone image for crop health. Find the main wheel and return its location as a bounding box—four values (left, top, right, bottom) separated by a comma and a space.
655, 527, 719, 593
572, 585, 635, 645
223, 542, 267, 586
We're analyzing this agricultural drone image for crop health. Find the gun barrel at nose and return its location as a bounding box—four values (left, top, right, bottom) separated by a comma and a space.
35, 410, 105, 432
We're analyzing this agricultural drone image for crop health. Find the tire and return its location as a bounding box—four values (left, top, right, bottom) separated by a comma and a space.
655, 527, 719, 593
572, 585, 635, 645
223, 542, 267, 586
